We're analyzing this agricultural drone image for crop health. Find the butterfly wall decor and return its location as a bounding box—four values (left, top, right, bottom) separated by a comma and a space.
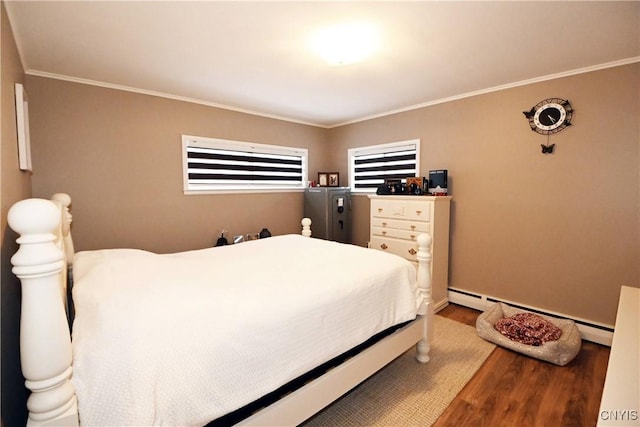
541, 144, 555, 154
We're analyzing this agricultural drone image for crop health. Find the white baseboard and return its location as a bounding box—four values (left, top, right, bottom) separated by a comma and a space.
447, 287, 614, 346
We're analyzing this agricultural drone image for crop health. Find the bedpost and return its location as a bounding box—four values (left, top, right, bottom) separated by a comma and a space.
415, 233, 433, 363
301, 217, 312, 237
8, 199, 79, 427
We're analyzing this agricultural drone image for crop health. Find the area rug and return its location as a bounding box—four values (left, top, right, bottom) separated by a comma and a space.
302, 315, 496, 427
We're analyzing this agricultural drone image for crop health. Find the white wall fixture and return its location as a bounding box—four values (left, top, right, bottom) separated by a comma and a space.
15, 83, 32, 171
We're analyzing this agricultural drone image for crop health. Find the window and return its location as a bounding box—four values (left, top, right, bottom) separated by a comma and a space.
348, 139, 420, 193
182, 135, 308, 194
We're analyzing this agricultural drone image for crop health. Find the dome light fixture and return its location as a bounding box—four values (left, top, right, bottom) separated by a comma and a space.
310, 22, 379, 66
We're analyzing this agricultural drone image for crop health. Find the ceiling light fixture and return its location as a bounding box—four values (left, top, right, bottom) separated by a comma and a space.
310, 22, 379, 66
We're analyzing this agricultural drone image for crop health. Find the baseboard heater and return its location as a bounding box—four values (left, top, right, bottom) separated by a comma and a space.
447, 287, 614, 346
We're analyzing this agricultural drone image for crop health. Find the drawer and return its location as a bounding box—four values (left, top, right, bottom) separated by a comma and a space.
372, 226, 422, 242
371, 199, 430, 221
370, 236, 424, 262
371, 217, 429, 233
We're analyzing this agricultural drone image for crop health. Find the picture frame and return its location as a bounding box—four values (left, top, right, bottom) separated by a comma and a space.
15, 83, 32, 171
406, 177, 424, 188
328, 172, 339, 187
246, 233, 259, 241
406, 176, 426, 195
318, 172, 329, 187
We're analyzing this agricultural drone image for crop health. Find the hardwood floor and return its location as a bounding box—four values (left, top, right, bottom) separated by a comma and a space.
434, 304, 611, 427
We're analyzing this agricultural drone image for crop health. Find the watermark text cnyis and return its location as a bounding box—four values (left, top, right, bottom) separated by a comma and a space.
599, 410, 639, 422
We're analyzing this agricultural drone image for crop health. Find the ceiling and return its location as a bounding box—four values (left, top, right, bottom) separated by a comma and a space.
5, 1, 639, 128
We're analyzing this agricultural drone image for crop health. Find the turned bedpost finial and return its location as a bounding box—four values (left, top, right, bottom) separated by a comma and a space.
50, 193, 74, 263
301, 217, 312, 237
8, 198, 79, 426
50, 192, 71, 207
8, 198, 60, 242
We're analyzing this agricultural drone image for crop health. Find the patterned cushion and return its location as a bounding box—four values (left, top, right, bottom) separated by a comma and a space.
476, 302, 581, 366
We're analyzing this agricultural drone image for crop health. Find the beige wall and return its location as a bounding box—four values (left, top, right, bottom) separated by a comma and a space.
1, 2, 31, 425
328, 64, 640, 326
26, 76, 328, 253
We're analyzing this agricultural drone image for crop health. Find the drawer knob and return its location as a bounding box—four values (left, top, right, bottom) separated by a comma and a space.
382, 231, 387, 236
410, 225, 416, 230
382, 222, 387, 227
410, 234, 416, 240
380, 243, 388, 250
377, 208, 383, 213
408, 248, 417, 256
416, 210, 422, 215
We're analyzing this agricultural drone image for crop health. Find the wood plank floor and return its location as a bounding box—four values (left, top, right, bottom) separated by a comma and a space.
434, 304, 611, 427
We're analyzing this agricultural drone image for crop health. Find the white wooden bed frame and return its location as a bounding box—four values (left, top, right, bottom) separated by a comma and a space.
8, 194, 435, 427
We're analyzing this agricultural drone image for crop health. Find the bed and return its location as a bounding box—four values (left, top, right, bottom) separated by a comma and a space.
8, 193, 436, 426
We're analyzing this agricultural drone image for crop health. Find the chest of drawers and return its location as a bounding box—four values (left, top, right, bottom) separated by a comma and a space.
368, 195, 452, 310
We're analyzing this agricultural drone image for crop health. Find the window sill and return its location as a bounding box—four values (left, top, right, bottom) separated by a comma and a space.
183, 188, 307, 196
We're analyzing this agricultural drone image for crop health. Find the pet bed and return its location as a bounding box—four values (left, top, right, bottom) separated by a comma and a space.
476, 302, 581, 366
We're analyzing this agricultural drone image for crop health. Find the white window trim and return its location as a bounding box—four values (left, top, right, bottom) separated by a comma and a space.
348, 139, 421, 194
182, 135, 308, 195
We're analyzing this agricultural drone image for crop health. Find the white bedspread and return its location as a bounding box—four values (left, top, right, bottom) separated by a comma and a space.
71, 235, 419, 426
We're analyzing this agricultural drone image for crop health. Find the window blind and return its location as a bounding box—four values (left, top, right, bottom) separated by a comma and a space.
349, 140, 419, 192
183, 136, 307, 193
